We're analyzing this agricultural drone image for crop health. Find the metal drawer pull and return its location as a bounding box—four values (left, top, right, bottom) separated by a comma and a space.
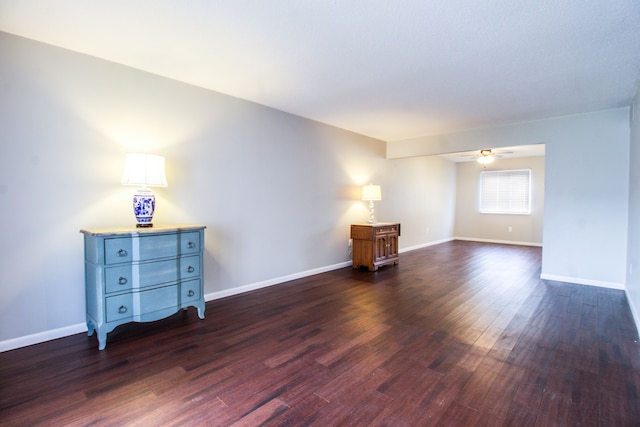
118, 305, 127, 314
116, 249, 127, 257
187, 241, 196, 249
187, 266, 195, 273
118, 277, 128, 285
187, 290, 195, 297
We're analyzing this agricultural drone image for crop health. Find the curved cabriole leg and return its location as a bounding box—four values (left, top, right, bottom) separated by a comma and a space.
87, 321, 95, 336
97, 329, 107, 350
197, 303, 205, 319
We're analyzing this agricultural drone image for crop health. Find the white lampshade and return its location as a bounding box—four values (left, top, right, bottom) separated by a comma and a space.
121, 153, 168, 187
121, 153, 167, 228
362, 184, 382, 201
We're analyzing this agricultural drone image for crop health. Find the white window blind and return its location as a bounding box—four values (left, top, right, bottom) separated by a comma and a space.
480, 169, 531, 214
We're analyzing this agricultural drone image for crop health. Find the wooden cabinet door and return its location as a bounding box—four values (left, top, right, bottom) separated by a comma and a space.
387, 234, 399, 257
374, 235, 388, 262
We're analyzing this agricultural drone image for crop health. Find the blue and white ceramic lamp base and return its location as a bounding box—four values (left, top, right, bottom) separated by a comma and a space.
133, 188, 156, 227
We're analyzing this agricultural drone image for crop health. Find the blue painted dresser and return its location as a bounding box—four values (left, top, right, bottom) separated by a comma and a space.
80, 224, 206, 349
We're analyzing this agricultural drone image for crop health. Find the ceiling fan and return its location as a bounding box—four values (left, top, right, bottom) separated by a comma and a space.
477, 149, 496, 164
463, 149, 514, 164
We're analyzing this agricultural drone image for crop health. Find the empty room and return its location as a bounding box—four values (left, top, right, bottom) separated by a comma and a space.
1, 1, 640, 425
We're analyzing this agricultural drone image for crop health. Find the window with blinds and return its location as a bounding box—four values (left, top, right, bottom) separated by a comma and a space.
479, 169, 531, 214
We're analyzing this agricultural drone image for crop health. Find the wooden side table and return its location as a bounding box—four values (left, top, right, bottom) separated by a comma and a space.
351, 223, 400, 271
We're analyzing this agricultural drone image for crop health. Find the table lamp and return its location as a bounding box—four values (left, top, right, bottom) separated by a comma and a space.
121, 153, 168, 227
362, 184, 381, 224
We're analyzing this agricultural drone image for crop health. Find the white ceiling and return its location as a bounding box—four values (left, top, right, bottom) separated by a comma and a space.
1, 1, 639, 142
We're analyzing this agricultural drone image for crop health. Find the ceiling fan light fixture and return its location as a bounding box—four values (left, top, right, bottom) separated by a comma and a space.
477, 149, 494, 164
477, 156, 494, 165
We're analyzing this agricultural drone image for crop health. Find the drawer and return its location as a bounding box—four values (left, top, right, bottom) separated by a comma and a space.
181, 232, 201, 255
139, 234, 180, 260
105, 238, 133, 264
105, 234, 178, 264
375, 225, 399, 235
180, 255, 201, 279
104, 232, 201, 264
181, 279, 201, 303
106, 293, 133, 322
106, 285, 178, 322
351, 224, 400, 240
105, 265, 133, 293
351, 225, 374, 240
138, 259, 179, 287
105, 259, 183, 293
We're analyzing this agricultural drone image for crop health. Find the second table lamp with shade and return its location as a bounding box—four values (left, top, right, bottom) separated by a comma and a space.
121, 153, 168, 227
362, 184, 381, 224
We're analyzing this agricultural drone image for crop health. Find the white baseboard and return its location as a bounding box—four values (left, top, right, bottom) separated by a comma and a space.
625, 289, 640, 338
398, 237, 454, 253
204, 261, 352, 302
540, 273, 625, 290
454, 237, 543, 247
0, 323, 87, 353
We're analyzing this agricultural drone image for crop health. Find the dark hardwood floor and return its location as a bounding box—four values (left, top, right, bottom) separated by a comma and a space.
1, 241, 639, 426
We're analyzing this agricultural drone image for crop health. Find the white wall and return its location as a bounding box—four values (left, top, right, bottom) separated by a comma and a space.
383, 156, 456, 249
0, 32, 456, 350
454, 156, 545, 245
388, 109, 631, 289
627, 89, 640, 330
542, 111, 630, 288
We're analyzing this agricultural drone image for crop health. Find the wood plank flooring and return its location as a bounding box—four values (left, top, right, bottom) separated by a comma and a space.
1, 241, 639, 426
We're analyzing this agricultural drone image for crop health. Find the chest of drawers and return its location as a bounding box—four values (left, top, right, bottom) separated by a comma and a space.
81, 224, 206, 349
351, 223, 401, 271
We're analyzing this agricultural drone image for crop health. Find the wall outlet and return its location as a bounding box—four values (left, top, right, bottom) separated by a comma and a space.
508, 226, 513, 232
426, 226, 430, 234
348, 238, 352, 248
